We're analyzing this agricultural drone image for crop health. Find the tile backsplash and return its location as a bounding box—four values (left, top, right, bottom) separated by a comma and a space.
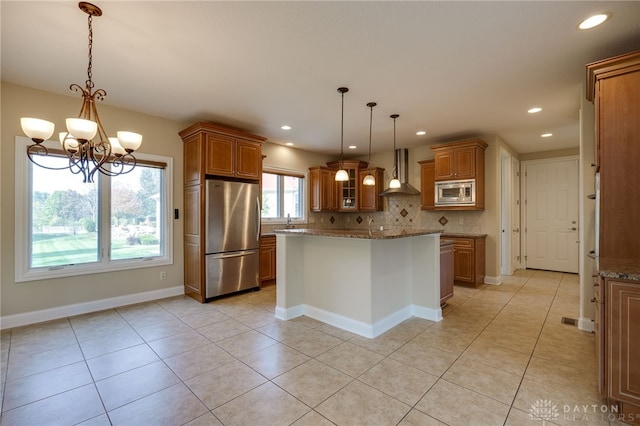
262, 194, 486, 235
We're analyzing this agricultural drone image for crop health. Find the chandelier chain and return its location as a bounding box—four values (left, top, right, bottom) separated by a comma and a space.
87, 14, 94, 89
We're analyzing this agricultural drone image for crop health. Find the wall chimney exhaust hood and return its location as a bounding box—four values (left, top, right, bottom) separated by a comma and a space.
380, 149, 420, 196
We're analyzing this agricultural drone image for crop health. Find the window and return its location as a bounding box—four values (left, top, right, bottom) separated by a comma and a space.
261, 169, 305, 223
15, 136, 173, 282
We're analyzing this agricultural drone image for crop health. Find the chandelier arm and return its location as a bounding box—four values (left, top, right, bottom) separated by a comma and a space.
26, 145, 75, 171
96, 153, 137, 177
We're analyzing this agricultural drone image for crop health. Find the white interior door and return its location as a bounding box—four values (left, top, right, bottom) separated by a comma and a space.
524, 158, 579, 273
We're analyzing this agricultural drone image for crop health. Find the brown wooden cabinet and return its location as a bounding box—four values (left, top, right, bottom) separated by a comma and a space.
587, 51, 640, 260
607, 278, 640, 407
419, 160, 435, 210
430, 139, 487, 181
598, 276, 640, 424
309, 167, 337, 212
358, 168, 385, 212
424, 139, 487, 210
259, 235, 276, 286
179, 122, 266, 302
326, 160, 369, 211
440, 241, 454, 306
181, 122, 265, 185
588, 51, 640, 424
310, 161, 383, 212
444, 235, 486, 288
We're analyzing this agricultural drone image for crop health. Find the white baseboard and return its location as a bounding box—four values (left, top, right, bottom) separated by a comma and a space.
484, 275, 502, 285
274, 305, 304, 320
412, 305, 443, 322
274, 303, 442, 339
0, 286, 184, 330
578, 317, 595, 333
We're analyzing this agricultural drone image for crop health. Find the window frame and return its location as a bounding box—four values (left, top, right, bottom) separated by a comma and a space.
14, 136, 173, 282
261, 167, 307, 225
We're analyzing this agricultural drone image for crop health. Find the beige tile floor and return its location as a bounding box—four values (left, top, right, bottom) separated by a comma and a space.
0, 270, 619, 425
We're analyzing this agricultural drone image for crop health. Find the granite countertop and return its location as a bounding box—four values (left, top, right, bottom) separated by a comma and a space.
442, 233, 488, 239
599, 257, 640, 281
274, 228, 443, 240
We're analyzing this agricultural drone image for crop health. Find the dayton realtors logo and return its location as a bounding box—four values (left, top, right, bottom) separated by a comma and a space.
529, 399, 560, 424
529, 399, 634, 423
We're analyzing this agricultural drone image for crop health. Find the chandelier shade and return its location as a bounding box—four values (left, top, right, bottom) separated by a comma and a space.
20, 2, 142, 183
20, 118, 55, 142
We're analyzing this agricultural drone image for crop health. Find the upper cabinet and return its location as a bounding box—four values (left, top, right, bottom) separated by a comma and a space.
421, 138, 487, 211
309, 166, 337, 212
418, 160, 435, 210
309, 161, 384, 212
358, 167, 385, 212
430, 138, 487, 181
180, 122, 266, 186
587, 50, 640, 260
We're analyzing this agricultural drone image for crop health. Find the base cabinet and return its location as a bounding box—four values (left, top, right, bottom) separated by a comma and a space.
440, 241, 454, 306
260, 235, 276, 286
445, 235, 486, 288
600, 277, 640, 424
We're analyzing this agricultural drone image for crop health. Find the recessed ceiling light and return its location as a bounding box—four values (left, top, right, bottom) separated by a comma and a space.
416, 130, 426, 136
281, 125, 291, 130
579, 13, 610, 30
348, 145, 357, 149
285, 142, 294, 146
541, 133, 553, 138
528, 107, 542, 114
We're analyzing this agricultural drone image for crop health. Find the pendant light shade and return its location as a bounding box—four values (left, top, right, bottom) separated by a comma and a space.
363, 174, 376, 186
363, 102, 377, 186
388, 114, 401, 189
335, 87, 349, 182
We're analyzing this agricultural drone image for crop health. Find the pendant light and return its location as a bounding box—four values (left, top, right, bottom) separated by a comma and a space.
388, 114, 401, 189
335, 87, 349, 182
362, 102, 377, 186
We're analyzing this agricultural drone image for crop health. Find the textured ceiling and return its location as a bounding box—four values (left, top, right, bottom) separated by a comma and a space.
3, 1, 640, 155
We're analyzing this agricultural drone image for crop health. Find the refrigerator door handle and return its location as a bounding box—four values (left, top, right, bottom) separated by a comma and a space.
256, 196, 261, 242
208, 250, 258, 260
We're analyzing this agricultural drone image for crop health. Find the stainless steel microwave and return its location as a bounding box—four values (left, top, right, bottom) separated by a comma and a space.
435, 179, 476, 206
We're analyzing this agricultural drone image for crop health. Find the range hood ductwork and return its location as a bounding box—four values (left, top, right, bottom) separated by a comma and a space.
380, 148, 421, 196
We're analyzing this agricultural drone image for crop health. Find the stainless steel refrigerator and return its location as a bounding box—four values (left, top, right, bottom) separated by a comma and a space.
205, 179, 260, 298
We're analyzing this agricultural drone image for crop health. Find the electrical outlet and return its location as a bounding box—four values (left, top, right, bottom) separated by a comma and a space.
160, 271, 167, 280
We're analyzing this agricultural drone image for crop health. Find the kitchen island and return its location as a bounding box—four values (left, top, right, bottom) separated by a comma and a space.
274, 228, 443, 338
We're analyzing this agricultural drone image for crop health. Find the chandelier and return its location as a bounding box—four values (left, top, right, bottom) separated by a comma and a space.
20, 2, 142, 183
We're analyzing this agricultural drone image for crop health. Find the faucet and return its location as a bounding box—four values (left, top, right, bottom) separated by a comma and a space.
367, 216, 374, 236
286, 213, 293, 229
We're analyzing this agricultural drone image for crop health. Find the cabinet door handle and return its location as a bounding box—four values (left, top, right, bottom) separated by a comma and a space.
591, 297, 597, 303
